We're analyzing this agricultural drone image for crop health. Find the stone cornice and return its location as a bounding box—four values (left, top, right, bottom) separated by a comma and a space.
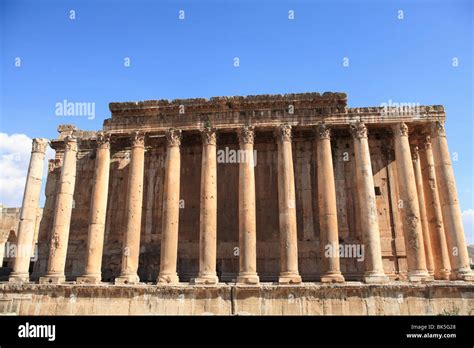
103, 102, 446, 134
103, 113, 445, 133
48, 94, 447, 144
109, 92, 347, 113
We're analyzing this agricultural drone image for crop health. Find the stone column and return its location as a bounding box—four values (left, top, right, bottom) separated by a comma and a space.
237, 126, 259, 285
0, 238, 5, 267
9, 138, 48, 282
77, 132, 111, 284
430, 121, 473, 280
276, 124, 301, 284
411, 145, 435, 276
351, 122, 389, 283
420, 136, 451, 280
195, 126, 219, 284
31, 159, 60, 279
393, 122, 430, 282
115, 131, 145, 285
316, 124, 344, 283
158, 129, 182, 284
40, 136, 77, 284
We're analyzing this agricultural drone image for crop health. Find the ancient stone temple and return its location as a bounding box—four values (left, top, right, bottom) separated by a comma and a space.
2, 92, 473, 315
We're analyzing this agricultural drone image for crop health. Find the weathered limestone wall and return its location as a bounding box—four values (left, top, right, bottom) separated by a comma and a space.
0, 206, 42, 269
32, 130, 406, 283
0, 282, 472, 315
0, 207, 22, 268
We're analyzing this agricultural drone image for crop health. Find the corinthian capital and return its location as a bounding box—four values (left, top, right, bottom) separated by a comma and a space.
239, 125, 255, 145
393, 122, 409, 137
64, 136, 78, 152
166, 128, 182, 147
316, 123, 331, 140
32, 138, 49, 154
411, 145, 419, 161
350, 122, 367, 139
275, 124, 292, 142
131, 131, 145, 148
423, 135, 432, 150
96, 132, 111, 149
430, 121, 446, 137
201, 126, 217, 145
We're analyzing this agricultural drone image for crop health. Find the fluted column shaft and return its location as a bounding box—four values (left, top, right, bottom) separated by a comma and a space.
393, 122, 430, 281
420, 136, 451, 280
77, 133, 111, 284
115, 131, 145, 284
40, 137, 77, 284
411, 145, 435, 276
237, 126, 259, 284
9, 138, 48, 282
195, 127, 219, 284
158, 129, 182, 284
430, 121, 473, 280
351, 122, 388, 283
317, 124, 344, 283
276, 124, 301, 284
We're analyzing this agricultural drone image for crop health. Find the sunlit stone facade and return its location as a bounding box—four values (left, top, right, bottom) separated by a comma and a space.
7, 92, 473, 285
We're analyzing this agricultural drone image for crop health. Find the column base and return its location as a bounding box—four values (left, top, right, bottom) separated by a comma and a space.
39, 275, 66, 284
459, 274, 474, 281
8, 272, 30, 283
434, 269, 451, 280
278, 272, 302, 284
363, 272, 390, 284
115, 274, 140, 285
236, 273, 260, 285
157, 273, 180, 284
76, 275, 102, 285
454, 269, 474, 281
321, 272, 345, 283
193, 274, 219, 285
407, 270, 432, 282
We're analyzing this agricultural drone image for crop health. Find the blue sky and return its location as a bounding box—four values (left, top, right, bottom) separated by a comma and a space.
0, 0, 473, 241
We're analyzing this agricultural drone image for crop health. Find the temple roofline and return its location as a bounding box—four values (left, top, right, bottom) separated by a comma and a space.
108, 92, 348, 112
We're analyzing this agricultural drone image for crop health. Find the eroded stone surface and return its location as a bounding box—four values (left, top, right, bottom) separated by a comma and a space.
9, 92, 471, 288
0, 282, 472, 315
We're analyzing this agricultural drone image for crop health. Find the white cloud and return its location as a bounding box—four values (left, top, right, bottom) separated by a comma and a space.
0, 133, 54, 207
462, 209, 474, 246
